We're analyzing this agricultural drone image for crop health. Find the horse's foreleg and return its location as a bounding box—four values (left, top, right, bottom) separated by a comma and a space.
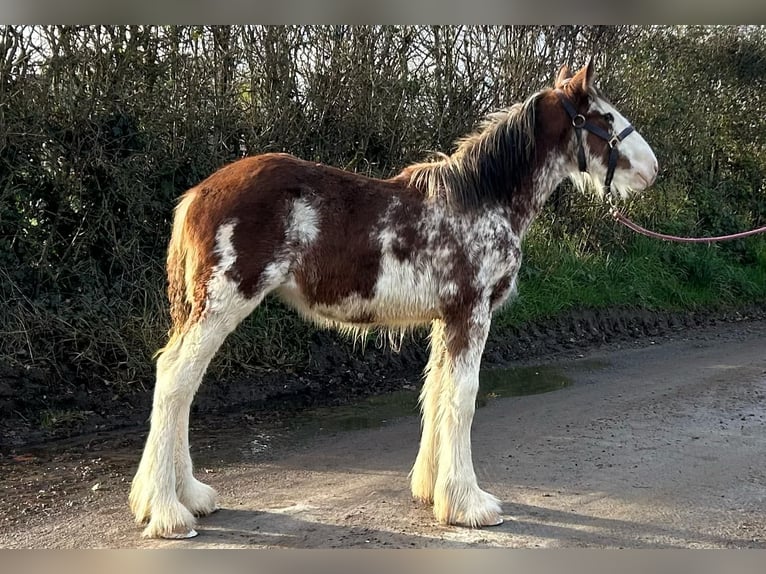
432, 311, 502, 528
410, 320, 447, 503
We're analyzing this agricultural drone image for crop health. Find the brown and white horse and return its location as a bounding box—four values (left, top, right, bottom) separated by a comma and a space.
129, 61, 658, 538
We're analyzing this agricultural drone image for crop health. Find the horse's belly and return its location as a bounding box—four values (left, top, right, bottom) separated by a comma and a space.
276, 264, 442, 328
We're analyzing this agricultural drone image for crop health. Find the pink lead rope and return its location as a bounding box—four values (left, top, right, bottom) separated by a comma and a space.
610, 207, 766, 244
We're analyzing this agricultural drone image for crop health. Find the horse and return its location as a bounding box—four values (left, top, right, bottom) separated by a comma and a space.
129, 60, 658, 538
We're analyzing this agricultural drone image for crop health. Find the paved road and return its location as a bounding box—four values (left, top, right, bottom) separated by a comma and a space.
2, 321, 766, 548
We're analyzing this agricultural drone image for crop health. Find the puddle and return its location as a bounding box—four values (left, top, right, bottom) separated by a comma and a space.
232, 360, 611, 459
281, 363, 583, 439
475, 365, 571, 407
232, 360, 612, 460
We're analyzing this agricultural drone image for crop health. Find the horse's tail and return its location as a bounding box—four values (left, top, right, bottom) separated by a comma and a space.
155, 190, 198, 357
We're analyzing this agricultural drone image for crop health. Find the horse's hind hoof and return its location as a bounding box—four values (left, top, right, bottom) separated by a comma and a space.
161, 529, 198, 539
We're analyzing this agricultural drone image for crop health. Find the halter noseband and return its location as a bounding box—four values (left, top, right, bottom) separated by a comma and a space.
555, 89, 635, 195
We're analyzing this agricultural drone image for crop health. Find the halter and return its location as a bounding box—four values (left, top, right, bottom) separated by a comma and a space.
555, 89, 635, 195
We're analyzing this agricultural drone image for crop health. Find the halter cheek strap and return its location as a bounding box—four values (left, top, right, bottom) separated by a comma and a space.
554, 89, 634, 194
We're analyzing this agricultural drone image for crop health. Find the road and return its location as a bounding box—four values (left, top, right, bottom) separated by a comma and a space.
2, 320, 765, 548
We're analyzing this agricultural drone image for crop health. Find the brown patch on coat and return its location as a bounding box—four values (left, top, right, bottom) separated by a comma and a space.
489, 275, 513, 309
436, 233, 481, 358
442, 284, 482, 359
387, 198, 428, 262
173, 153, 433, 316
505, 89, 570, 233
442, 308, 474, 358
291, 160, 426, 306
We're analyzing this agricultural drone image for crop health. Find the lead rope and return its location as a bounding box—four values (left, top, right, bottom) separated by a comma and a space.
608, 199, 766, 243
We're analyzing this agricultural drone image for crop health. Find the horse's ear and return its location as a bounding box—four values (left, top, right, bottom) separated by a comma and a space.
555, 64, 571, 88
568, 59, 596, 96
580, 58, 596, 92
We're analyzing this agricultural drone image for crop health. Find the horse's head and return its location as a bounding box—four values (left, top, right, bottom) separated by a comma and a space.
551, 60, 658, 199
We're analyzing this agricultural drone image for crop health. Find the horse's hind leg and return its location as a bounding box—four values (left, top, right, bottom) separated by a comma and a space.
410, 320, 448, 503
129, 306, 246, 538
172, 313, 242, 518
172, 295, 281, 519
432, 308, 502, 527
130, 274, 267, 538
174, 374, 217, 518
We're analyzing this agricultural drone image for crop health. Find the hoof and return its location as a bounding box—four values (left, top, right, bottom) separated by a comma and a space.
456, 515, 504, 527
139, 499, 198, 539
434, 484, 503, 528
161, 529, 198, 539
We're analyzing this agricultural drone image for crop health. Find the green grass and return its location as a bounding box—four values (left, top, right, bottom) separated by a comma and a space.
495, 233, 766, 328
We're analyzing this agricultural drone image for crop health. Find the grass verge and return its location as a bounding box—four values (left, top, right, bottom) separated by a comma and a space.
496, 232, 766, 328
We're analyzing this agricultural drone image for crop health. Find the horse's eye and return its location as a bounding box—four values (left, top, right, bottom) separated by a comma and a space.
604, 113, 614, 123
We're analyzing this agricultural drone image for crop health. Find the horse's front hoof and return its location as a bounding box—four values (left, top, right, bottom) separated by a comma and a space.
456, 515, 503, 527
434, 483, 503, 528
139, 499, 198, 539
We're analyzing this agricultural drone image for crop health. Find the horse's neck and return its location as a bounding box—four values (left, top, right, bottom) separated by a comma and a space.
505, 155, 569, 236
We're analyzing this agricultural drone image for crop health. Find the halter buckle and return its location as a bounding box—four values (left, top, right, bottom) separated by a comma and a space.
608, 135, 621, 149
572, 114, 586, 128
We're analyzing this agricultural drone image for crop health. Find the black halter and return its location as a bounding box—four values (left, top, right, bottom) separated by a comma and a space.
555, 89, 635, 195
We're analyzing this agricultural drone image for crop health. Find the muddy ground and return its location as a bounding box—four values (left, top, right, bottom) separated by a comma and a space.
1, 306, 766, 548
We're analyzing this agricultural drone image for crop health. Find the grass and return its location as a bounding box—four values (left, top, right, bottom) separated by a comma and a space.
495, 231, 766, 328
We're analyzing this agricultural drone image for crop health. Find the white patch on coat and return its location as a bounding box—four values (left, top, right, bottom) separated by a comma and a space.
287, 198, 319, 245
206, 221, 248, 316
263, 198, 320, 290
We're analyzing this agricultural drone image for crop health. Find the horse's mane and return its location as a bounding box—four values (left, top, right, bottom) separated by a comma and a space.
401, 91, 543, 210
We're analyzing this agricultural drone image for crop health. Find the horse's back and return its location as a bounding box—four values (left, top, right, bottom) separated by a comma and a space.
182, 152, 412, 230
